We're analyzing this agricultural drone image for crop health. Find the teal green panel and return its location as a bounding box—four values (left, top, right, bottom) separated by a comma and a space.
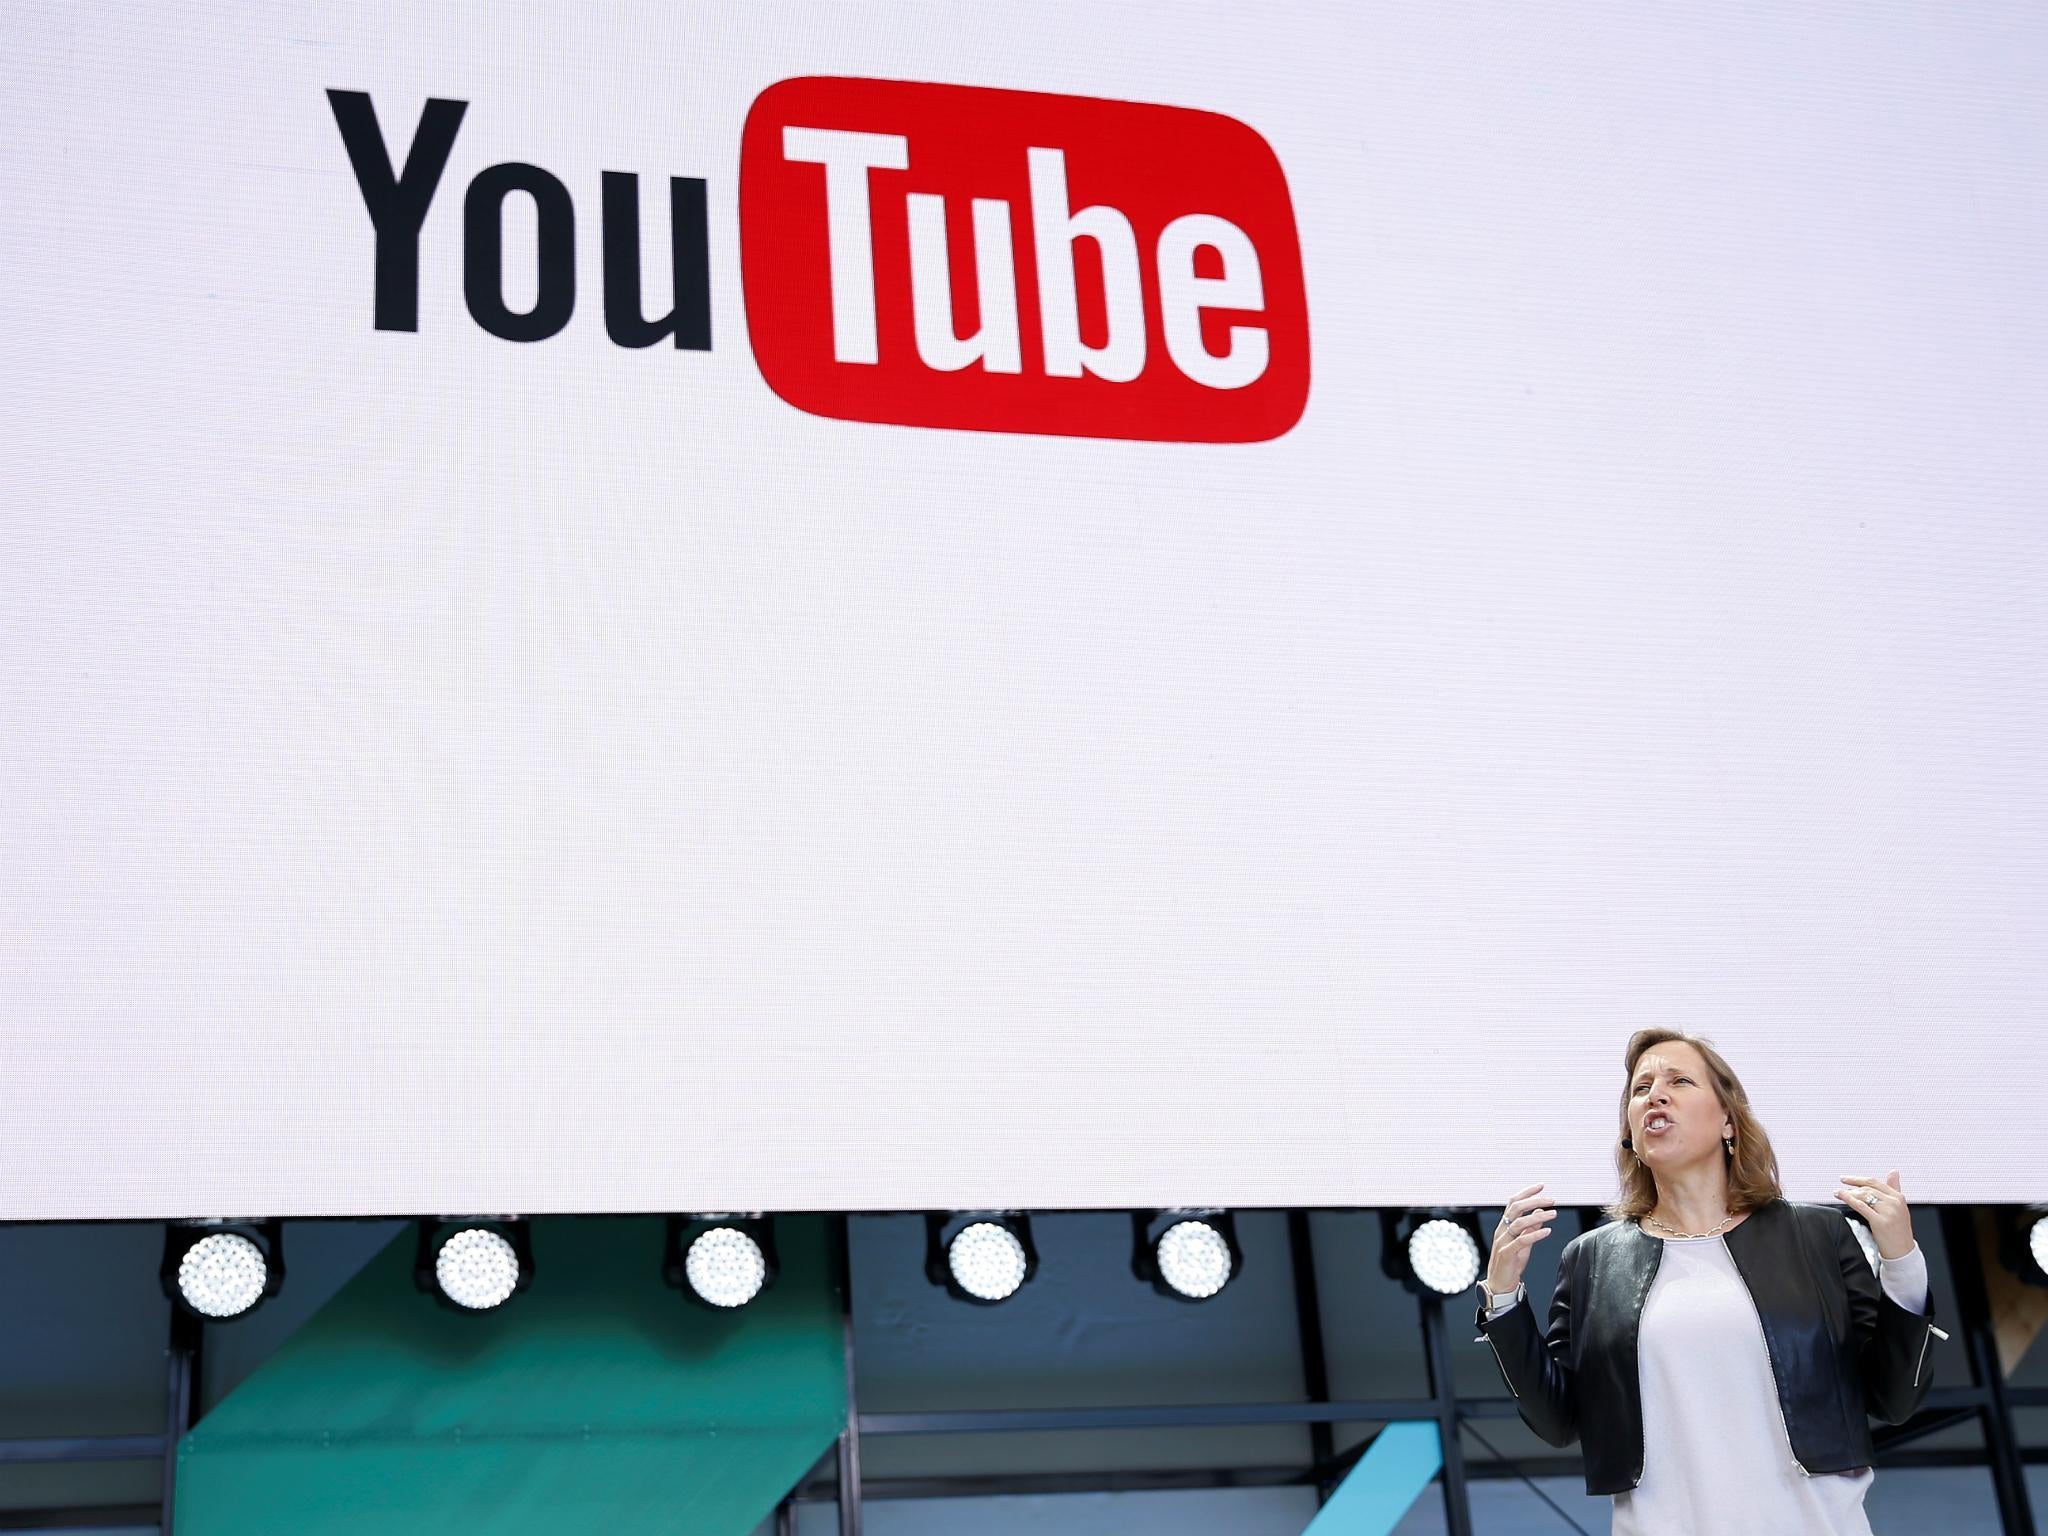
176, 1216, 845, 1536
1304, 1421, 1442, 1535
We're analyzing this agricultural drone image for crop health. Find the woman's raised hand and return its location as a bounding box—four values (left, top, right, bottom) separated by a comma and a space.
1486, 1183, 1557, 1297
1835, 1169, 1915, 1261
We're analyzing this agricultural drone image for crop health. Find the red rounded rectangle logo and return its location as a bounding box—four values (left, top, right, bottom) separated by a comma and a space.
740, 77, 1310, 443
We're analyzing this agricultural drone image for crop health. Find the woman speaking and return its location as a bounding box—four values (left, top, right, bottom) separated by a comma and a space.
1475, 1028, 1946, 1533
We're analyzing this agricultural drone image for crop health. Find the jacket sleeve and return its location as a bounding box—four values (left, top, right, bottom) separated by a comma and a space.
1834, 1217, 1941, 1424
1474, 1234, 1581, 1447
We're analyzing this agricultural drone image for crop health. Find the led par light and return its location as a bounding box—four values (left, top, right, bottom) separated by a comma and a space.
664, 1215, 779, 1310
923, 1212, 1038, 1305
1130, 1209, 1241, 1302
414, 1218, 533, 1313
160, 1220, 284, 1321
1383, 1209, 1485, 1298
1996, 1204, 2048, 1289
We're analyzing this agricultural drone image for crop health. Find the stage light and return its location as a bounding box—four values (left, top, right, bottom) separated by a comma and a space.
924, 1212, 1037, 1304
414, 1219, 533, 1312
664, 1215, 780, 1309
1158, 1220, 1233, 1298
160, 1220, 284, 1321
1998, 1205, 2048, 1289
951, 1222, 1028, 1301
687, 1227, 768, 1307
438, 1230, 521, 1309
1130, 1210, 1240, 1302
1410, 1218, 1484, 1294
1383, 1210, 1485, 1298
180, 1234, 266, 1316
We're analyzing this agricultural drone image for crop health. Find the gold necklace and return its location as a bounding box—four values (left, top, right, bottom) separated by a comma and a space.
1643, 1210, 1737, 1240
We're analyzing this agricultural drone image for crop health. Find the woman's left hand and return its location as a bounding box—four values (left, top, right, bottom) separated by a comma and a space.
1836, 1169, 1915, 1260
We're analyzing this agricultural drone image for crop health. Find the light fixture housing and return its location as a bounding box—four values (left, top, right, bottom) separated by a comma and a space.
1383, 1209, 1486, 1298
1130, 1209, 1241, 1302
414, 1218, 533, 1313
664, 1215, 780, 1310
160, 1220, 285, 1322
923, 1212, 1038, 1305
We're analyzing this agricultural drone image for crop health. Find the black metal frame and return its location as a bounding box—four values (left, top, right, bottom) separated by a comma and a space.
779, 1207, 2041, 1536
2, 1207, 2041, 1536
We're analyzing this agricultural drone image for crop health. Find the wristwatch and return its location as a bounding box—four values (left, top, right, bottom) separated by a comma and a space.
1480, 1280, 1524, 1312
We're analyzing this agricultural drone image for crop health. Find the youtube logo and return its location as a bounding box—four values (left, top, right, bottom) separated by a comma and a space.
742, 78, 1310, 442
332, 77, 1309, 443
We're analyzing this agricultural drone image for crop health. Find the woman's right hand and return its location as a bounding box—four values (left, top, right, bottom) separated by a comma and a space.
1486, 1183, 1557, 1297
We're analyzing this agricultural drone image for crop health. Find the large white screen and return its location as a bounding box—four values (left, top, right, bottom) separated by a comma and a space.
3, 3, 2044, 1219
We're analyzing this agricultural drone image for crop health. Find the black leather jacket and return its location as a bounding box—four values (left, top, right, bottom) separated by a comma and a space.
1474, 1198, 1942, 1496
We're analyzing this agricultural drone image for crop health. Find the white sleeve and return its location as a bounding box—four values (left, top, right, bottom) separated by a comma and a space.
1878, 1241, 1931, 1315
1481, 1281, 1524, 1320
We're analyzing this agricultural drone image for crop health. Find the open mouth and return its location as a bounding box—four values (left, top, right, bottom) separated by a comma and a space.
1643, 1113, 1674, 1136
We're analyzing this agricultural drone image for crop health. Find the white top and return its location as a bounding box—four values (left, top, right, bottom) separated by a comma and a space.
1485, 1233, 1929, 1535
1614, 1233, 1928, 1534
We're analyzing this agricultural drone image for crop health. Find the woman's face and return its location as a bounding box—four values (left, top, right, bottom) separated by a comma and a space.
1626, 1040, 1733, 1171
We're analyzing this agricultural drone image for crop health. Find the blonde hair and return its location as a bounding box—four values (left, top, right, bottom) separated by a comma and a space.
1606, 1028, 1783, 1222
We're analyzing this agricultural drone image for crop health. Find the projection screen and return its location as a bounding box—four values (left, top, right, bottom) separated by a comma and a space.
3, 2, 2044, 1219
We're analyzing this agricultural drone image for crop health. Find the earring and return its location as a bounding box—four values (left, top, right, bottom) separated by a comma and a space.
1723, 1136, 1735, 1156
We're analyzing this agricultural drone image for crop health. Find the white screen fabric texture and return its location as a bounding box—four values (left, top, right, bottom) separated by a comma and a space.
1, 3, 2044, 1218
